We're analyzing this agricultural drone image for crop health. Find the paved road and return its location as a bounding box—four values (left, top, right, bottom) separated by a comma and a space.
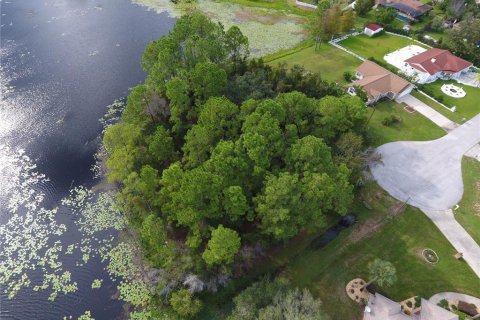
371, 113, 480, 277
371, 113, 480, 211
430, 292, 480, 306
397, 94, 458, 132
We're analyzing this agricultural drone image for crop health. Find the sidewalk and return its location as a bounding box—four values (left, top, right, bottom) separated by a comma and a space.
396, 94, 458, 132
422, 209, 480, 278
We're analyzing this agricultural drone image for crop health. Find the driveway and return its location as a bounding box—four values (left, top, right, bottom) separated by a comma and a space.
371, 113, 480, 211
397, 94, 458, 132
370, 113, 480, 277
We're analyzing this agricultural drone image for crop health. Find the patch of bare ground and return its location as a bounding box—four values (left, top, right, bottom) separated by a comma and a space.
346, 186, 407, 244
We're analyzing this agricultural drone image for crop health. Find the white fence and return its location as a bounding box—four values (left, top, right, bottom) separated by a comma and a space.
328, 32, 365, 61
385, 31, 433, 49
295, 0, 317, 9
417, 90, 456, 112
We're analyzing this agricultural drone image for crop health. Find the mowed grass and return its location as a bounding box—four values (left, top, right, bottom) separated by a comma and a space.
422, 80, 480, 121
367, 100, 445, 146
339, 33, 428, 62
269, 44, 362, 83
411, 90, 464, 123
456, 158, 480, 245
283, 183, 480, 320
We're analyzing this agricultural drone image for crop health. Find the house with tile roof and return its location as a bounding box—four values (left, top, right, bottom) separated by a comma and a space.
364, 293, 459, 320
349, 60, 414, 104
404, 48, 473, 84
376, 0, 432, 21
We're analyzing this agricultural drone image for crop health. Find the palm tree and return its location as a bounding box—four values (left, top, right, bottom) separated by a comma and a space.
362, 258, 397, 290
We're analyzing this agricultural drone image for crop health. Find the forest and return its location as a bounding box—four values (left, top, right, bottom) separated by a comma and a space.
103, 13, 370, 318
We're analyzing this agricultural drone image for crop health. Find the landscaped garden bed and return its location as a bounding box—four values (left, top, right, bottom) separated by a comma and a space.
422, 248, 439, 264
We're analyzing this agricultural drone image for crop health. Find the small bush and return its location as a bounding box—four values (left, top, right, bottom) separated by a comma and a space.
414, 296, 422, 308
381, 115, 401, 126
437, 299, 449, 310
344, 71, 353, 82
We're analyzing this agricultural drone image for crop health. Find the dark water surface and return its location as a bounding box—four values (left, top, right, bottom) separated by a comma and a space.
0, 0, 173, 318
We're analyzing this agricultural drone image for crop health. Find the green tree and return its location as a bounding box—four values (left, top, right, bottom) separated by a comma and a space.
147, 125, 175, 167
308, 5, 327, 50
286, 136, 335, 175
364, 258, 398, 289
202, 225, 241, 266
314, 95, 367, 143
198, 96, 240, 141
446, 16, 480, 65
159, 165, 224, 247
166, 77, 192, 135
340, 9, 356, 33
143, 13, 228, 94
255, 172, 302, 240
170, 289, 202, 318
257, 288, 328, 320
324, 6, 342, 39
355, 0, 375, 16
223, 186, 249, 222
190, 62, 227, 107
183, 96, 242, 167
225, 25, 249, 73
141, 214, 176, 268
374, 7, 397, 26
334, 131, 365, 185
228, 277, 287, 320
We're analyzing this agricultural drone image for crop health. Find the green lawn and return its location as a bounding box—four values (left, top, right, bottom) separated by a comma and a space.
268, 44, 362, 83
339, 33, 428, 62
410, 90, 464, 123
367, 100, 445, 146
422, 80, 480, 121
284, 183, 480, 320
456, 158, 480, 245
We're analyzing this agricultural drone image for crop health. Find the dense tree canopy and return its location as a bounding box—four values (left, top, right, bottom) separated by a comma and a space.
103, 13, 369, 318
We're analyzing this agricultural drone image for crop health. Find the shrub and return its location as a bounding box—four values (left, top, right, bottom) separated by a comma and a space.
381, 115, 401, 126
437, 299, 449, 310
344, 71, 353, 82
170, 289, 202, 318
414, 296, 422, 308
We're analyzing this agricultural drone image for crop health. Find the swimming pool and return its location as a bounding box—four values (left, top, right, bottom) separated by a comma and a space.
396, 14, 411, 23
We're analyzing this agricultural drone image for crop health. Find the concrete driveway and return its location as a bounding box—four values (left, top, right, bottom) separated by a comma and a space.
371, 113, 480, 211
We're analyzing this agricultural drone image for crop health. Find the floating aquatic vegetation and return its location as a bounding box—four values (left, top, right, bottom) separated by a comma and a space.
77, 310, 94, 320
34, 271, 78, 301
99, 99, 126, 132
91, 279, 102, 289
131, 0, 306, 57
103, 242, 155, 308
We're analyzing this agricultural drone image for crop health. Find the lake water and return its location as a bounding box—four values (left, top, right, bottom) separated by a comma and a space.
0, 0, 174, 318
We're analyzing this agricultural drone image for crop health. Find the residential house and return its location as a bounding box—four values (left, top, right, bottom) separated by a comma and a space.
404, 48, 473, 83
364, 24, 384, 37
349, 60, 414, 104
364, 293, 459, 320
376, 0, 432, 21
